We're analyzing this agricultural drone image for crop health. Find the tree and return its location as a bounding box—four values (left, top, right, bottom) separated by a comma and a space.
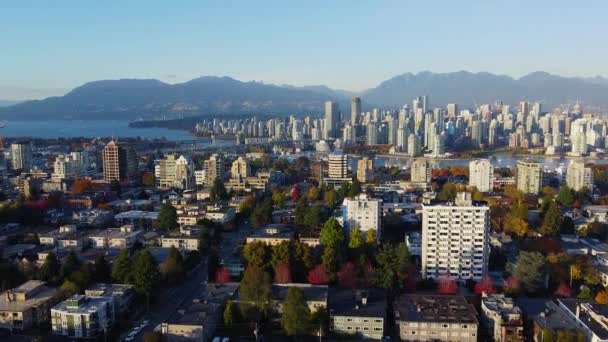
595, 289, 608, 304
160, 246, 185, 284
61, 251, 81, 280
347, 179, 362, 198
438, 182, 458, 201
290, 186, 300, 202
250, 198, 272, 227
539, 201, 562, 237
59, 279, 80, 299
474, 276, 496, 295
505, 216, 529, 238
38, 253, 61, 285
507, 251, 545, 293
555, 283, 572, 298
239, 266, 272, 319
557, 185, 575, 207
272, 190, 288, 208
324, 188, 337, 208
274, 263, 292, 284
71, 178, 93, 194
577, 287, 593, 300
375, 243, 411, 293
308, 186, 320, 201
110, 179, 122, 196
70, 263, 93, 291
322, 246, 340, 281
308, 265, 330, 285
243, 241, 270, 270
156, 202, 178, 230
93, 255, 111, 283
214, 266, 231, 283
271, 241, 291, 269
210, 178, 228, 202
560, 216, 575, 235
223, 300, 239, 327
281, 287, 311, 336
438, 277, 458, 294
142, 172, 155, 187
303, 205, 323, 227
112, 249, 132, 283
503, 276, 522, 295
337, 262, 358, 288
543, 328, 556, 342
292, 241, 314, 282
143, 332, 163, 342
365, 229, 377, 245
132, 250, 161, 307
348, 227, 363, 249
320, 218, 344, 248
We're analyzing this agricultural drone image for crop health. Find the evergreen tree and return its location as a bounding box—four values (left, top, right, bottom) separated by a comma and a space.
321, 246, 340, 281
303, 205, 323, 227
507, 251, 546, 293
156, 202, 178, 230
60, 251, 81, 280
539, 201, 562, 237
132, 250, 161, 308
375, 243, 411, 294
281, 287, 311, 336
210, 178, 228, 202
160, 246, 185, 284
243, 241, 271, 270
38, 253, 61, 285
347, 178, 362, 198
93, 255, 111, 283
112, 249, 132, 283
271, 241, 291, 269
365, 229, 377, 245
557, 185, 575, 207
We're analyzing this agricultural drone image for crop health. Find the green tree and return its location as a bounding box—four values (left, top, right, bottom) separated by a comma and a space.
375, 243, 411, 294
223, 300, 240, 326
250, 198, 272, 227
303, 205, 323, 227
210, 178, 228, 202
542, 328, 556, 342
292, 241, 314, 282
38, 253, 61, 285
70, 263, 93, 291
281, 287, 311, 336
243, 241, 271, 270
160, 246, 185, 284
320, 217, 344, 248
239, 266, 272, 320
557, 185, 575, 207
110, 179, 122, 197
324, 188, 337, 208
60, 251, 81, 280
142, 172, 155, 187
348, 227, 363, 249
271, 241, 292, 269
272, 190, 288, 208
156, 202, 178, 230
577, 286, 593, 300
560, 216, 575, 235
540, 201, 562, 237
365, 229, 377, 245
507, 251, 545, 293
347, 179, 362, 198
308, 186, 320, 201
132, 250, 161, 308
322, 246, 340, 281
93, 255, 111, 283
112, 249, 132, 283
438, 182, 459, 201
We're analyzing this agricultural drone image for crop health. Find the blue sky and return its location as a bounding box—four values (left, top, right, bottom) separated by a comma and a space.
1, 0, 607, 100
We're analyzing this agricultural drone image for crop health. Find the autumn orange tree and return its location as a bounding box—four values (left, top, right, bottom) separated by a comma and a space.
71, 179, 92, 194
595, 289, 608, 304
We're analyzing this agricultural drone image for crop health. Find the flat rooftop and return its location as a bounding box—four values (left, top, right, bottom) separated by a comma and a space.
0, 282, 58, 313
395, 295, 478, 324
328, 288, 386, 318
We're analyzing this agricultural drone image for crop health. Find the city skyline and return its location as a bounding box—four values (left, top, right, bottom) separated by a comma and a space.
2, 0, 608, 100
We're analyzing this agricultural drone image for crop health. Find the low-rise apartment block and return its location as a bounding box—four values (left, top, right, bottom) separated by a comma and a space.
88, 225, 142, 249
480, 294, 524, 342
0, 281, 59, 331
329, 288, 386, 340
394, 294, 479, 342
51, 294, 114, 338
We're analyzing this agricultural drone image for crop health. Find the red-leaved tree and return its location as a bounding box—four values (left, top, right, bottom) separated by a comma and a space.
214, 266, 231, 283
503, 276, 521, 295
274, 263, 292, 284
438, 277, 458, 295
291, 186, 300, 202
307, 264, 330, 285
555, 282, 572, 297
474, 276, 496, 296
337, 262, 358, 288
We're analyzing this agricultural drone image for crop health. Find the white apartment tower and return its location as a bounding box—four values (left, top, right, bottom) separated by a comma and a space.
516, 159, 543, 194
11, 141, 33, 171
421, 192, 490, 281
411, 158, 431, 183
566, 160, 593, 192
469, 159, 494, 192
230, 156, 251, 179
342, 194, 382, 240
328, 151, 348, 178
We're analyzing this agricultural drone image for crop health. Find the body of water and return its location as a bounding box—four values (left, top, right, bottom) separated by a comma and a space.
0, 120, 197, 140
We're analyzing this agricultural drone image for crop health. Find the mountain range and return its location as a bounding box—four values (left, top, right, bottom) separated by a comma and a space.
1, 71, 608, 120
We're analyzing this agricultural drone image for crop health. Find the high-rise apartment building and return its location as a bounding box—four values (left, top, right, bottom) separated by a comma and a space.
566, 160, 593, 192
328, 151, 348, 179
469, 159, 494, 192
324, 101, 339, 139
421, 192, 490, 281
230, 156, 251, 179
158, 154, 194, 189
203, 154, 225, 186
102, 140, 138, 183
356, 157, 374, 183
447, 103, 458, 119
516, 159, 543, 194
11, 141, 33, 171
408, 134, 419, 156
342, 194, 382, 240
411, 158, 431, 183
351, 97, 361, 124
52, 154, 84, 182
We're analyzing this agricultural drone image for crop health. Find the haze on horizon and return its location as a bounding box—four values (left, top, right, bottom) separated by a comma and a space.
2, 0, 607, 100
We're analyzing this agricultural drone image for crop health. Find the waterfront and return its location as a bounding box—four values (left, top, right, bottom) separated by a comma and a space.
0, 120, 197, 140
